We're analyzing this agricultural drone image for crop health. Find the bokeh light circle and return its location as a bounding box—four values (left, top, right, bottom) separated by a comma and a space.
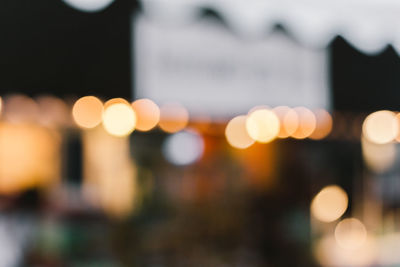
246, 109, 280, 143
102, 100, 136, 137
131, 98, 160, 131
159, 103, 189, 133
363, 110, 398, 145
291, 107, 317, 139
311, 185, 348, 223
273, 106, 299, 138
225, 115, 255, 149
335, 218, 367, 250
72, 96, 103, 129
310, 109, 333, 140
162, 129, 204, 166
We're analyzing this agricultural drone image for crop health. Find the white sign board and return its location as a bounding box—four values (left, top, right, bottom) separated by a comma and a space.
133, 16, 330, 117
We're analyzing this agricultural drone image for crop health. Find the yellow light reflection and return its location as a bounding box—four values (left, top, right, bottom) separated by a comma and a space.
362, 110, 398, 145
159, 103, 189, 133
225, 115, 255, 149
335, 218, 367, 250
362, 136, 396, 173
311, 185, 348, 223
246, 108, 280, 143
72, 96, 103, 129
273, 106, 299, 138
102, 100, 136, 137
131, 98, 160, 131
0, 123, 60, 194
291, 107, 317, 139
310, 109, 333, 140
82, 127, 137, 218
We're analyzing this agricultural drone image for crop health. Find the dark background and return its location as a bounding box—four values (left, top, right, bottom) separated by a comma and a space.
0, 0, 398, 111
0, 0, 135, 99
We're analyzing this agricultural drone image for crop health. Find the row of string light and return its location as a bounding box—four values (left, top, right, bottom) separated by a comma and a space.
1, 95, 399, 147
0, 94, 334, 168
71, 97, 335, 147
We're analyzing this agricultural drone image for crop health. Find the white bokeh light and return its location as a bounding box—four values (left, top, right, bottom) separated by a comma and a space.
162, 129, 204, 166
63, 0, 115, 12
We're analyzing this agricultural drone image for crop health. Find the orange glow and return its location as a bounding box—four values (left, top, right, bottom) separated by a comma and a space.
131, 98, 160, 131
159, 103, 189, 133
72, 96, 103, 129
335, 218, 367, 250
0, 123, 60, 194
0, 96, 2, 117
246, 108, 280, 143
225, 115, 255, 149
102, 99, 136, 137
310, 109, 333, 140
273, 106, 299, 138
311, 185, 348, 223
363, 110, 398, 144
233, 142, 277, 190
189, 114, 212, 133
2, 94, 40, 123
291, 107, 317, 139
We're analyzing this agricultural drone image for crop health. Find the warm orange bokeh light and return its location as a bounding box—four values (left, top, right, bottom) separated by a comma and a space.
246, 108, 280, 143
159, 103, 189, 133
363, 110, 398, 145
102, 99, 137, 137
310, 109, 333, 140
0, 123, 60, 194
273, 106, 299, 138
311, 185, 348, 223
291, 107, 317, 139
131, 98, 160, 131
225, 115, 255, 149
72, 96, 104, 129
